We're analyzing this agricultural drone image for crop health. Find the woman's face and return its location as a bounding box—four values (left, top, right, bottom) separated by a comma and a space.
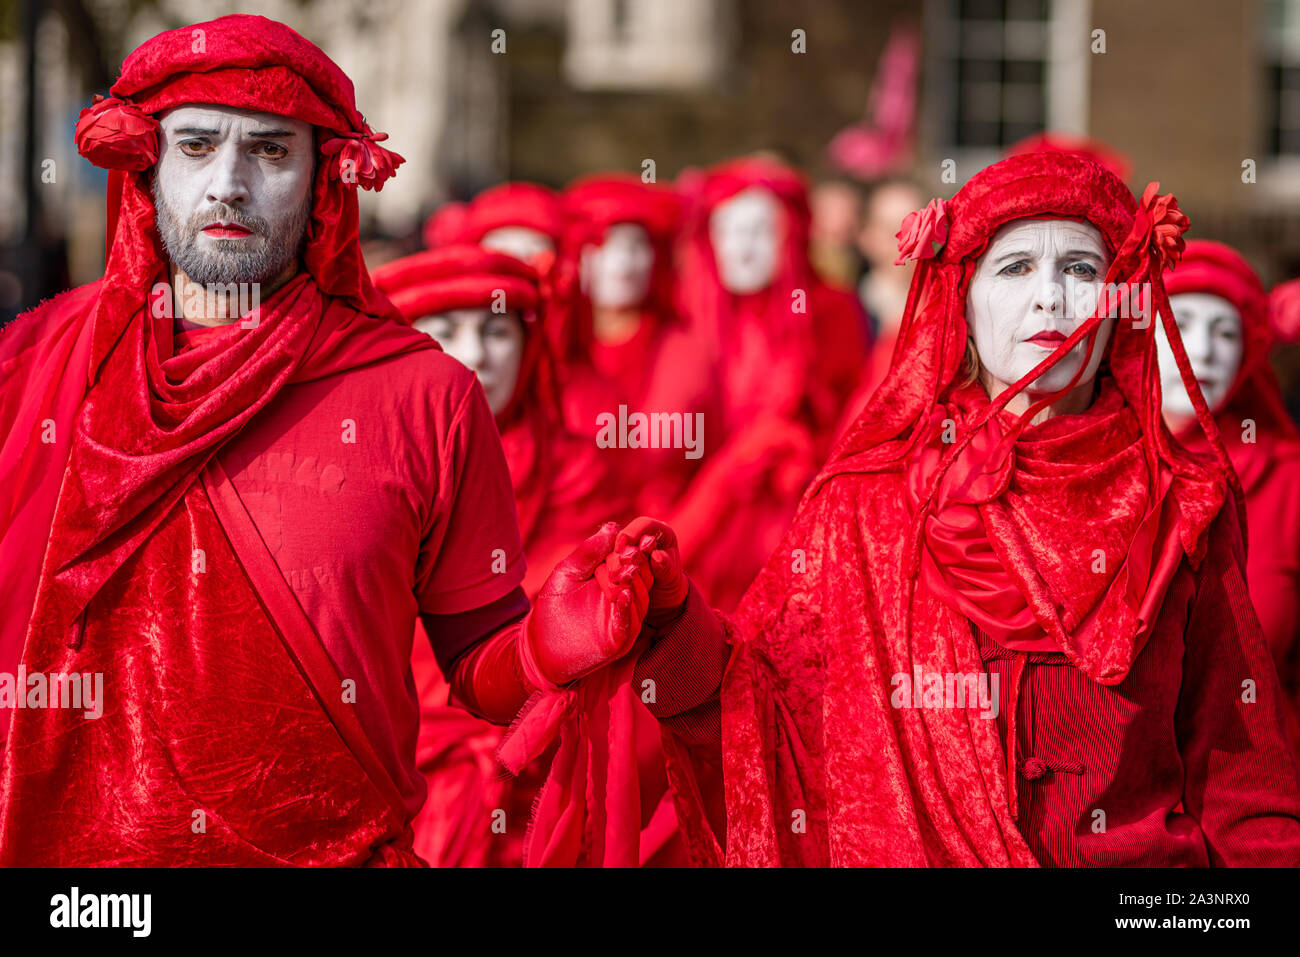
966, 218, 1114, 400
1156, 292, 1244, 419
582, 222, 655, 309
413, 308, 526, 415
710, 187, 783, 294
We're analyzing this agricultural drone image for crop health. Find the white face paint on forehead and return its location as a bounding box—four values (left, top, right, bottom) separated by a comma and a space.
153, 104, 315, 286
966, 217, 1115, 401
1157, 292, 1244, 419
710, 186, 783, 294
481, 227, 554, 262
582, 222, 654, 310
412, 307, 526, 416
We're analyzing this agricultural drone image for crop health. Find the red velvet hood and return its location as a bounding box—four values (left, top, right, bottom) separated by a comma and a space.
556, 174, 683, 359
820, 152, 1239, 683
1163, 240, 1297, 443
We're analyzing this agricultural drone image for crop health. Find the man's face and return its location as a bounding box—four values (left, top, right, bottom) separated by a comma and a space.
153, 104, 315, 286
1157, 292, 1244, 418
966, 218, 1114, 397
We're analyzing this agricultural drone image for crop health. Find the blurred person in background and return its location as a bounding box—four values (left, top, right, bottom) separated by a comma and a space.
555, 174, 719, 515
424, 181, 564, 265
373, 244, 684, 866
1157, 240, 1300, 750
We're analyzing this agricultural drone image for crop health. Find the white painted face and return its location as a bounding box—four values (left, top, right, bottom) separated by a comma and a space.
710, 187, 783, 294
966, 218, 1114, 398
582, 222, 654, 309
413, 308, 526, 416
480, 226, 554, 262
153, 104, 315, 286
1157, 292, 1244, 418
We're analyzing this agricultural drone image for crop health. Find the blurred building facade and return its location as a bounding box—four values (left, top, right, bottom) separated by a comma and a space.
3, 0, 1300, 313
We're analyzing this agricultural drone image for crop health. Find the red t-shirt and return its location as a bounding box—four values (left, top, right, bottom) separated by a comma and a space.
209, 337, 526, 819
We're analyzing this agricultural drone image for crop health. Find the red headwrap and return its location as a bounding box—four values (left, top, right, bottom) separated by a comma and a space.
74, 13, 404, 347
554, 173, 682, 359
422, 182, 564, 251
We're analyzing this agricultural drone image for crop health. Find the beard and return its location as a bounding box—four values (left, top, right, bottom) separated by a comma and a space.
152, 179, 311, 287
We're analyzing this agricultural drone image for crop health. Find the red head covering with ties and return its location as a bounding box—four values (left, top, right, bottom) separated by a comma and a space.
1163, 239, 1297, 442
556, 173, 682, 359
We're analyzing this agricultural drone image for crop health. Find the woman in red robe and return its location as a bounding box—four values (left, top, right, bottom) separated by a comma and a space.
554, 174, 720, 516
665, 157, 868, 611
512, 151, 1300, 866
1156, 240, 1300, 748
372, 245, 682, 866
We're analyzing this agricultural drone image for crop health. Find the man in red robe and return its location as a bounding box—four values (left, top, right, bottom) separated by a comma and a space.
0, 14, 652, 866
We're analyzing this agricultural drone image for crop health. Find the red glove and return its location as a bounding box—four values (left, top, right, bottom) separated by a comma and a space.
521, 522, 654, 687
606, 517, 690, 629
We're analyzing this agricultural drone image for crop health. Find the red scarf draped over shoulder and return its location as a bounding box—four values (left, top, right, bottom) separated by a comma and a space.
0, 14, 435, 865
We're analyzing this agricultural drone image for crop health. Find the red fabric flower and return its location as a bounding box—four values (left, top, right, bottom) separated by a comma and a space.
1142, 183, 1190, 271
894, 197, 948, 265
74, 95, 159, 171
1119, 182, 1189, 274
321, 125, 405, 192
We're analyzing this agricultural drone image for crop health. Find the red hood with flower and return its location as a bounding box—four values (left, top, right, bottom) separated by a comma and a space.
0, 14, 433, 865
644, 152, 1245, 866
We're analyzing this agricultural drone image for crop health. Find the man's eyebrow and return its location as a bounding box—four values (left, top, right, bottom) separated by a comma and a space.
244, 129, 297, 139
993, 249, 1034, 262
173, 127, 221, 136
1062, 248, 1105, 260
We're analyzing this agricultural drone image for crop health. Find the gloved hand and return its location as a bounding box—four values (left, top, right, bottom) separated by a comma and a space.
522, 522, 655, 687
604, 516, 690, 629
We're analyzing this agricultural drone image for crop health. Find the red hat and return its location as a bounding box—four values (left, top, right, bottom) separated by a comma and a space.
371, 244, 541, 320
371, 245, 555, 427
552, 173, 683, 358
72, 14, 405, 374
423, 182, 563, 249
563, 174, 681, 243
